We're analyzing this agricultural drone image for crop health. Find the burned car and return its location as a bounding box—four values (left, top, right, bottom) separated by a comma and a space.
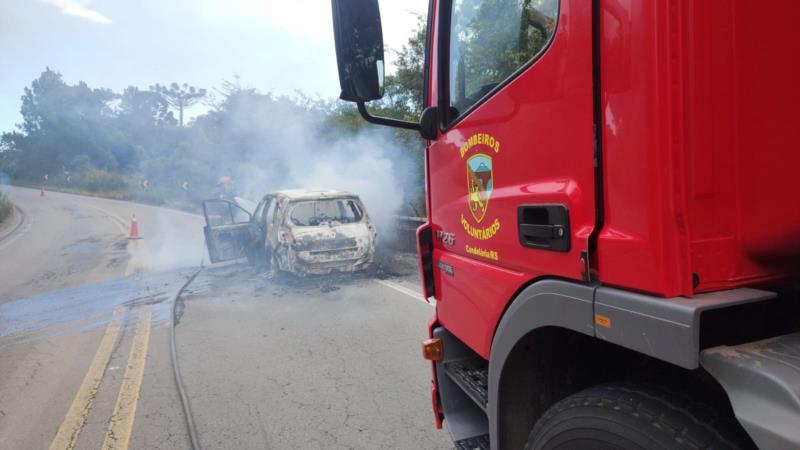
203, 189, 376, 275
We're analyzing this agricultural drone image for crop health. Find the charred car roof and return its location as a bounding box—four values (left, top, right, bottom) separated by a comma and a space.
273, 189, 359, 202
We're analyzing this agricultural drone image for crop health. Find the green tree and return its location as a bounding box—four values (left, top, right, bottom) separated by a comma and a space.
17, 68, 119, 174
118, 86, 174, 128
151, 83, 207, 126
384, 13, 427, 119
1, 34, 432, 213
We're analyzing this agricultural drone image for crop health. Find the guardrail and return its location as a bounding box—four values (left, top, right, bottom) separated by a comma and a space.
389, 215, 427, 252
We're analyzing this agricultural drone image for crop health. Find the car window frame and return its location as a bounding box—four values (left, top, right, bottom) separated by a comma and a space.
345, 199, 365, 222
253, 197, 267, 227
286, 198, 364, 227
437, 0, 561, 130
263, 197, 276, 225
230, 202, 251, 224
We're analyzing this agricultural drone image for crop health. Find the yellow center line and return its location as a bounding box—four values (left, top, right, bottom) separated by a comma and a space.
102, 307, 152, 450
84, 205, 128, 236
82, 204, 150, 276
49, 307, 125, 450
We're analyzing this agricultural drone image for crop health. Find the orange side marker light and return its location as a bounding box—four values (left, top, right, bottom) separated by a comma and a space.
422, 338, 443, 361
595, 314, 612, 329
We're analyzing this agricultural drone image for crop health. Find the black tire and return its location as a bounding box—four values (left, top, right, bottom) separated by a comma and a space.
525, 383, 755, 450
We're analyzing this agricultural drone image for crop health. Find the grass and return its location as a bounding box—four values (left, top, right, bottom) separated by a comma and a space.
0, 191, 14, 226
10, 170, 203, 214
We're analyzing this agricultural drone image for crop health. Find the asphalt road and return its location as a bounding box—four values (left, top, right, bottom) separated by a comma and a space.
0, 186, 452, 449
0, 186, 206, 303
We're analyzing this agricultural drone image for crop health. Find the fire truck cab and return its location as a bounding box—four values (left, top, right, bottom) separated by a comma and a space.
331, 1, 800, 448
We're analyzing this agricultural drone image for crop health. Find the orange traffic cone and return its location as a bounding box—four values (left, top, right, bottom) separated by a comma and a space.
40, 186, 45, 196
128, 214, 142, 239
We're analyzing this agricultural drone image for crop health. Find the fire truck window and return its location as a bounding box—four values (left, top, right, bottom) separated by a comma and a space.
448, 0, 558, 121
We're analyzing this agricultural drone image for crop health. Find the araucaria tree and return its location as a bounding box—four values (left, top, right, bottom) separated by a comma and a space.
150, 83, 206, 126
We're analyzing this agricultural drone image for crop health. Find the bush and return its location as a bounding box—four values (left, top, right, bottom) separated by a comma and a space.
0, 191, 14, 225
74, 168, 127, 194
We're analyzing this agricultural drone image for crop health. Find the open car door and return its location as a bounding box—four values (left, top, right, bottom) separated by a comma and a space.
203, 199, 252, 263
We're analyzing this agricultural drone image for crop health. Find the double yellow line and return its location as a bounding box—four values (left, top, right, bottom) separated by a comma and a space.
51, 203, 155, 450
49, 307, 152, 450
101, 308, 151, 450
48, 308, 123, 449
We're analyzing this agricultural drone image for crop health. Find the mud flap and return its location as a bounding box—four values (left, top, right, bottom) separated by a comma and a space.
701, 332, 800, 450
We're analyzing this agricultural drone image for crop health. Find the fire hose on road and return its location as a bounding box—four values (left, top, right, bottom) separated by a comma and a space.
170, 267, 204, 450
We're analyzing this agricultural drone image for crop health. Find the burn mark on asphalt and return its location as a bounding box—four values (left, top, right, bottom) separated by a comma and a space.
122, 293, 170, 308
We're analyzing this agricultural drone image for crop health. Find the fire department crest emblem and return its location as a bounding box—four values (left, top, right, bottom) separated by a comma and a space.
466, 154, 493, 223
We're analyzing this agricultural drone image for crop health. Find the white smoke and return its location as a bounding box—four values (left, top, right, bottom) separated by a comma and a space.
114, 89, 421, 272
288, 136, 406, 235
217, 95, 417, 240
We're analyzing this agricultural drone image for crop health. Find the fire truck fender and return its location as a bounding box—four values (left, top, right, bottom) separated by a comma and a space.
487, 279, 595, 450
488, 280, 775, 449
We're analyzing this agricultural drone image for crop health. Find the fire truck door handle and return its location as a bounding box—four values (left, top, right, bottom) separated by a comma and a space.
520, 224, 560, 239
517, 205, 571, 252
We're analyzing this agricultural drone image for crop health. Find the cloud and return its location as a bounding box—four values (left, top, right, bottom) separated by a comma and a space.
39, 0, 113, 25
63, 6, 113, 25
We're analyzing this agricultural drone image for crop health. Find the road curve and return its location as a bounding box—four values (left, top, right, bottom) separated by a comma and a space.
0, 186, 206, 303
0, 186, 207, 450
0, 186, 451, 450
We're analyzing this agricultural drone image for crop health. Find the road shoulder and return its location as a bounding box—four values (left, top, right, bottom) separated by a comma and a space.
0, 205, 24, 242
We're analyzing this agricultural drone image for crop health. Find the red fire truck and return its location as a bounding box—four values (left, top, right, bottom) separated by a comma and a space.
331, 1, 800, 448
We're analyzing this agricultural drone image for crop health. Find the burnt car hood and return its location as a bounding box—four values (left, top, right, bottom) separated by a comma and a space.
290, 223, 371, 253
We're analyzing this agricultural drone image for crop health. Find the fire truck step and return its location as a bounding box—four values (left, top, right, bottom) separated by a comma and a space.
444, 359, 488, 411
454, 433, 490, 450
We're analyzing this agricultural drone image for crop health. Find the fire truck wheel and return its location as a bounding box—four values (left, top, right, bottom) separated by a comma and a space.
525, 382, 754, 450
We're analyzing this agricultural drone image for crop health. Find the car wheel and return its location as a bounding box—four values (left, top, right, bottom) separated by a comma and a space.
524, 382, 754, 450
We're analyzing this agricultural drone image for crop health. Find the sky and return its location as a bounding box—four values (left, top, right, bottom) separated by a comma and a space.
0, 0, 428, 132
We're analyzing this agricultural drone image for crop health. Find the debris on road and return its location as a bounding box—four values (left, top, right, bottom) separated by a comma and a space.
319, 280, 340, 293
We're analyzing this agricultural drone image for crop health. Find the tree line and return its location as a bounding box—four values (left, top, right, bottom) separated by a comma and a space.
0, 16, 427, 213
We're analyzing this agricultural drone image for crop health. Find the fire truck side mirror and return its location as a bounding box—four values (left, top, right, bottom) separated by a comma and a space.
419, 107, 438, 140
331, 0, 385, 102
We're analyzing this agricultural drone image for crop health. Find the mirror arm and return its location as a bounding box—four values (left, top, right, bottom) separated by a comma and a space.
357, 102, 421, 132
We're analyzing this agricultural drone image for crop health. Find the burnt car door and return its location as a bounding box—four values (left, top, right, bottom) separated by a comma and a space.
202, 199, 252, 263
250, 195, 269, 248
250, 195, 278, 266
264, 196, 280, 250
